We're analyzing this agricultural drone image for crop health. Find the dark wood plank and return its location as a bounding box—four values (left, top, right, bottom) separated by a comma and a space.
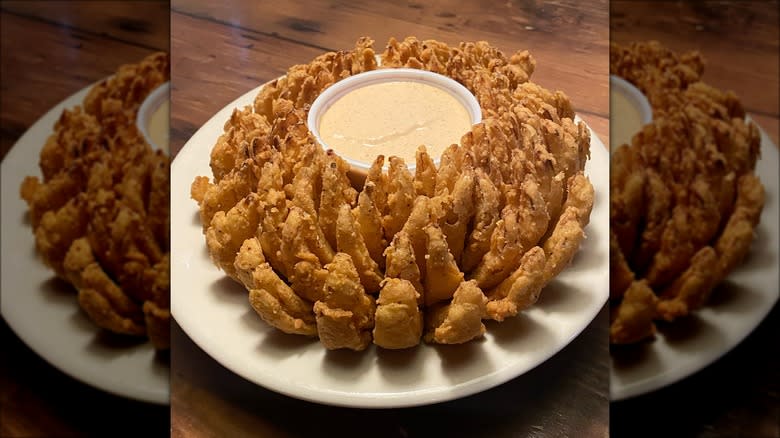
170, 13, 328, 154
170, 0, 609, 155
1, 1, 169, 51
610, 3, 779, 438
0, 318, 170, 437
0, 8, 169, 160
611, 0, 779, 144
169, 1, 610, 436
171, 310, 609, 438
0, 4, 170, 437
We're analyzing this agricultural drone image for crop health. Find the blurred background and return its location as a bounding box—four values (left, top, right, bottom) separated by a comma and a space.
169, 0, 610, 437
0, 2, 170, 436
610, 1, 779, 437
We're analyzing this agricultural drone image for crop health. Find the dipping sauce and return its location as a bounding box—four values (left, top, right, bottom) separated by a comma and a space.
318, 81, 472, 163
147, 100, 169, 153
610, 89, 644, 152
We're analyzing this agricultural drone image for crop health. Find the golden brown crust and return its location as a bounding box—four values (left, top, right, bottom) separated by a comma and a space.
192, 37, 593, 349
20, 53, 171, 348
373, 278, 422, 349
425, 280, 487, 345
609, 41, 764, 344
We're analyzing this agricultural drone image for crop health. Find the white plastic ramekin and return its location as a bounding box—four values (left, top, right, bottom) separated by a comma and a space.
136, 81, 170, 153
609, 75, 652, 152
307, 68, 482, 188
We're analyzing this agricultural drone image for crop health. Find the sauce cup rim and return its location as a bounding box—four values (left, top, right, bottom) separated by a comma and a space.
307, 68, 482, 172
136, 81, 170, 152
609, 74, 653, 125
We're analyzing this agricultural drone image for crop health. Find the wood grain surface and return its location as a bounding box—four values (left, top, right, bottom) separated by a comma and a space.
0, 2, 170, 437
170, 0, 609, 155
610, 2, 779, 438
611, 0, 779, 145
169, 1, 610, 437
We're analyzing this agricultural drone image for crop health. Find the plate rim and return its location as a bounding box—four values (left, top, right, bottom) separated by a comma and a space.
171, 76, 610, 408
0, 78, 171, 406
609, 120, 780, 401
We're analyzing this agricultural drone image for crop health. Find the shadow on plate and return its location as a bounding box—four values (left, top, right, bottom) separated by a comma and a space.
610, 339, 658, 371
656, 314, 725, 351
86, 328, 148, 355
733, 224, 776, 271
535, 279, 595, 315
323, 347, 371, 369
209, 276, 248, 304
433, 338, 487, 370
67, 308, 102, 333
256, 322, 318, 357
319, 346, 373, 382
706, 280, 764, 315
560, 225, 604, 275
376, 346, 423, 384
487, 313, 557, 353
240, 308, 271, 332
40, 276, 76, 304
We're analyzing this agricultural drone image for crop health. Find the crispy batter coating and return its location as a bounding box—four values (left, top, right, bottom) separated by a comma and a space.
143, 255, 171, 349
319, 153, 357, 249
414, 146, 438, 197
609, 41, 764, 344
373, 278, 423, 349
656, 246, 719, 321
336, 204, 383, 294
281, 206, 334, 269
542, 207, 586, 285
20, 52, 171, 348
233, 237, 267, 290
439, 165, 476, 264
314, 253, 376, 350
384, 230, 424, 301
205, 193, 262, 280
486, 247, 546, 321
77, 263, 146, 336
425, 280, 487, 344
399, 195, 444, 283
609, 280, 659, 345
249, 263, 317, 336
192, 37, 594, 349
470, 174, 548, 290
461, 169, 501, 273
423, 223, 464, 306
353, 181, 387, 269
382, 156, 416, 241
610, 230, 634, 300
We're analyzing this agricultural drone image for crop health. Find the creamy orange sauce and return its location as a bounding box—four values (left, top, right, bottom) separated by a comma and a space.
318, 81, 472, 163
148, 100, 169, 153
610, 90, 644, 152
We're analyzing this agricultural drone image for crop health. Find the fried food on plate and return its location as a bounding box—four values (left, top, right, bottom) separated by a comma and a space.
486, 246, 546, 321
425, 280, 488, 345
373, 278, 423, 349
609, 41, 764, 345
249, 263, 317, 336
20, 52, 170, 348
192, 37, 595, 350
314, 253, 376, 351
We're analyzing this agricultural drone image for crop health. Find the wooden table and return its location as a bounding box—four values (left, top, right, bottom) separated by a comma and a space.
169, 1, 610, 437
0, 3, 170, 436
610, 2, 779, 438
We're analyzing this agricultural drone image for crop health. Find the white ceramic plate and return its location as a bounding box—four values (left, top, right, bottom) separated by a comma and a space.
610, 119, 780, 401
171, 80, 610, 408
0, 81, 170, 405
